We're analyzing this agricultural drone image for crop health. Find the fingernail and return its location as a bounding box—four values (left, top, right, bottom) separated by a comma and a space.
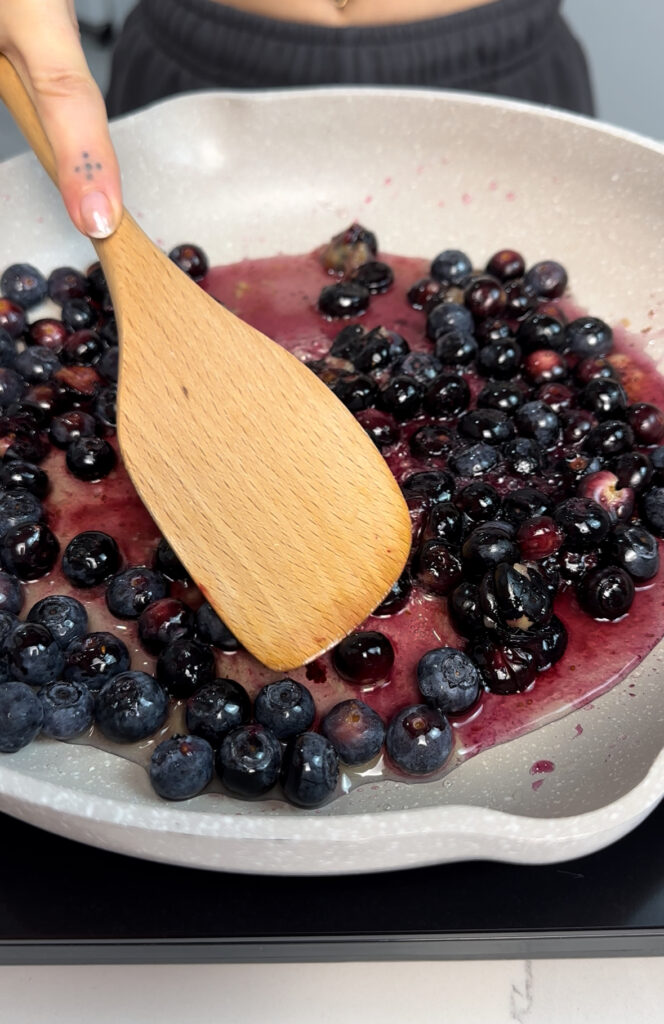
80, 190, 115, 238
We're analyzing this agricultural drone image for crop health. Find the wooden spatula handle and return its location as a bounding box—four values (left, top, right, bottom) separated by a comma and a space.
0, 55, 60, 185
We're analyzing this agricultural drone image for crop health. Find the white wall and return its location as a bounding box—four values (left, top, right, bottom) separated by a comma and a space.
563, 0, 664, 139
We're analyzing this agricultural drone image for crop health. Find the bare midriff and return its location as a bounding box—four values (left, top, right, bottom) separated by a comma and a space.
210, 0, 497, 28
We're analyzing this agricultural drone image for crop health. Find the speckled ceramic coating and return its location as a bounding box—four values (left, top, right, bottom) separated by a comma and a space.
0, 89, 663, 874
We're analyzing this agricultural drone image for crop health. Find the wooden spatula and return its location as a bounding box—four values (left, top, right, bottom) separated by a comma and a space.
0, 55, 411, 670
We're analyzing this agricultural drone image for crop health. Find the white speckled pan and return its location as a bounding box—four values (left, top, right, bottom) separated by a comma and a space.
0, 89, 663, 874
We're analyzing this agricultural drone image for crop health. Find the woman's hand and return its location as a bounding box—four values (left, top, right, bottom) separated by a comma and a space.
1, 0, 122, 237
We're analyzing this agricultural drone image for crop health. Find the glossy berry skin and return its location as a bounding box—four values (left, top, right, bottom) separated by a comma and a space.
416, 540, 463, 596
581, 379, 627, 420
1, 522, 59, 580
477, 381, 525, 414
467, 633, 537, 694
321, 699, 385, 765
584, 420, 634, 458
503, 437, 541, 477
417, 647, 481, 715
385, 704, 453, 775
138, 598, 196, 654
156, 638, 216, 699
448, 581, 484, 637
503, 279, 539, 321
63, 531, 121, 587
553, 497, 610, 551
153, 537, 189, 582
0, 298, 26, 339
185, 678, 251, 747
426, 301, 474, 341
61, 298, 96, 333
578, 566, 635, 620
407, 277, 446, 311
254, 678, 315, 741
423, 503, 463, 546
434, 329, 478, 366
455, 482, 501, 523
520, 616, 568, 671
39, 680, 94, 739
332, 373, 377, 412
0, 570, 22, 615
355, 409, 400, 451
64, 631, 130, 689
401, 470, 455, 505
281, 731, 339, 807
479, 563, 552, 631
523, 349, 567, 386
47, 266, 88, 305
476, 339, 522, 379
515, 401, 560, 448
461, 523, 518, 578
333, 630, 394, 685
216, 723, 282, 798
517, 314, 566, 353
27, 595, 88, 649
398, 351, 443, 385
61, 329, 104, 367
423, 374, 470, 417
0, 459, 49, 500
464, 275, 506, 319
486, 249, 525, 282
0, 681, 43, 752
565, 317, 613, 358
459, 409, 515, 446
626, 403, 664, 446
613, 452, 653, 493
502, 488, 552, 525
168, 243, 209, 282
430, 249, 472, 286
321, 222, 377, 274
66, 436, 116, 480
1, 263, 47, 308
49, 410, 98, 448
448, 442, 499, 478
195, 602, 241, 652
609, 524, 660, 582
641, 486, 664, 537
4, 622, 65, 686
379, 375, 423, 421
516, 516, 564, 561
149, 734, 214, 800
95, 671, 168, 743
106, 566, 168, 618
351, 260, 394, 294
0, 367, 27, 406
524, 260, 568, 299
318, 282, 370, 318
373, 569, 413, 616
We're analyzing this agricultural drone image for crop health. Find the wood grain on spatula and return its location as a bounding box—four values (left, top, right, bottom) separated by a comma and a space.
0, 55, 411, 670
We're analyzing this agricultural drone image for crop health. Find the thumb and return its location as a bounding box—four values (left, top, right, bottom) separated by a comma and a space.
8, 3, 122, 238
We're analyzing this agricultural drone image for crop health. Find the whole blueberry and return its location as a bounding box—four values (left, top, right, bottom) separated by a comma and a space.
0, 570, 23, 615
448, 581, 484, 637
61, 297, 96, 333
434, 329, 478, 366
106, 566, 168, 618
423, 374, 470, 417
584, 420, 634, 458
138, 598, 196, 654
4, 622, 65, 686
333, 631, 394, 685
0, 459, 49, 500
397, 351, 443, 385
195, 602, 241, 652
459, 409, 515, 446
477, 381, 525, 414
47, 266, 88, 305
254, 678, 315, 741
461, 523, 519, 578
503, 437, 541, 476
373, 568, 413, 615
318, 282, 370, 319
476, 339, 522, 380
149, 734, 214, 800
578, 566, 635, 620
608, 524, 659, 582
502, 488, 552, 524
0, 681, 43, 752
1, 263, 47, 308
217, 723, 282, 798
448, 442, 499, 478
94, 385, 117, 428
417, 648, 482, 715
0, 490, 42, 539
27, 595, 88, 649
156, 638, 216, 698
329, 323, 365, 360
15, 346, 61, 384
524, 260, 568, 299
553, 497, 611, 551
350, 260, 394, 295
515, 401, 560, 448
401, 470, 455, 505
332, 373, 377, 412
66, 436, 116, 481
385, 704, 453, 775
168, 243, 209, 282
63, 531, 121, 587
153, 537, 189, 582
379, 375, 423, 421
39, 680, 94, 739
467, 633, 537, 694
64, 631, 130, 689
98, 347, 119, 383
49, 410, 98, 449
565, 317, 613, 358
281, 731, 339, 808
416, 540, 463, 595
480, 563, 553, 630
321, 699, 385, 765
1, 522, 59, 580
185, 678, 251, 747
95, 671, 168, 743
0, 327, 17, 368
430, 251, 473, 286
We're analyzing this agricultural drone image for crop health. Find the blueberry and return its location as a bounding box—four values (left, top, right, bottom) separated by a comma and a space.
156, 638, 215, 698
95, 671, 168, 743
355, 409, 400, 451
515, 401, 560, 448
0, 299, 26, 339
519, 615, 568, 670
0, 610, 18, 647
486, 249, 526, 282
318, 282, 370, 319
106, 566, 168, 618
0, 368, 26, 406
47, 266, 88, 305
15, 346, 61, 384
477, 381, 525, 413
524, 260, 568, 299
138, 598, 196, 654
416, 540, 463, 595
464, 275, 506, 320
321, 699, 385, 765
353, 332, 392, 372
502, 488, 552, 524
281, 731, 339, 807
385, 704, 453, 775
0, 490, 42, 540
641, 486, 664, 537
401, 470, 455, 505
476, 339, 521, 379
27, 595, 88, 649
254, 678, 315, 740
64, 631, 130, 689
584, 420, 634, 458
39, 680, 94, 739
422, 373, 470, 417
434, 329, 478, 366
61, 329, 104, 367
503, 437, 541, 476
397, 351, 443, 385
417, 647, 482, 715
467, 633, 537, 694
86, 263, 107, 301
0, 459, 49, 499
98, 347, 119, 383
185, 678, 251, 747
149, 734, 214, 800
0, 570, 22, 615
350, 260, 394, 294
153, 537, 189, 582
479, 563, 553, 630
61, 297, 96, 333
448, 581, 484, 637
612, 452, 653, 493
333, 631, 394, 684
4, 622, 65, 686
459, 409, 515, 445
379, 375, 423, 421
581, 379, 627, 420
0, 681, 43, 752
49, 410, 98, 448
195, 602, 241, 652
410, 423, 456, 461
430, 250, 473, 286
426, 301, 474, 342
63, 531, 121, 587
217, 723, 282, 798
565, 317, 613, 358
332, 373, 377, 412
1, 263, 47, 308
66, 436, 116, 481
373, 568, 413, 616
1, 522, 59, 580
651, 448, 664, 484
329, 323, 365, 360
448, 442, 499, 478
461, 522, 519, 578
423, 503, 463, 546
553, 497, 611, 551
455, 482, 502, 523
578, 565, 635, 620
168, 243, 209, 282
627, 403, 664, 446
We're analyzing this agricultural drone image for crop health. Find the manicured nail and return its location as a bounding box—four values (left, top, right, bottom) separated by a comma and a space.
80, 190, 115, 238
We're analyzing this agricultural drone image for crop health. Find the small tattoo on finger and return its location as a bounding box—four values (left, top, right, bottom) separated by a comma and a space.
74, 152, 103, 182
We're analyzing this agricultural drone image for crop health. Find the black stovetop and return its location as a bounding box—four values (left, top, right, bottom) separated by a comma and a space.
1, 800, 662, 964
